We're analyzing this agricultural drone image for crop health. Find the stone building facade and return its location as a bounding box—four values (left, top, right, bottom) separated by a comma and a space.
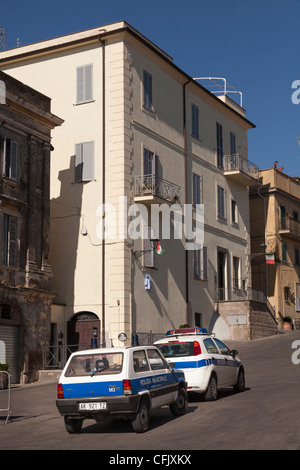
0, 71, 63, 383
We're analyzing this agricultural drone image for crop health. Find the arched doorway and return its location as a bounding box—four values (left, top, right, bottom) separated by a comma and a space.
67, 312, 100, 350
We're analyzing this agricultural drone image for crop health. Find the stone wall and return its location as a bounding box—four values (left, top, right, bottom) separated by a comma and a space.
216, 300, 278, 341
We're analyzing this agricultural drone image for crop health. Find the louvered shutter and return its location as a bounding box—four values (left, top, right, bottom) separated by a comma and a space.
2, 214, 8, 265
76, 67, 84, 103
76, 64, 93, 103
10, 141, 18, 180
8, 216, 18, 267
84, 64, 93, 102
82, 141, 94, 181
74, 143, 83, 182
144, 226, 154, 268
201, 246, 208, 280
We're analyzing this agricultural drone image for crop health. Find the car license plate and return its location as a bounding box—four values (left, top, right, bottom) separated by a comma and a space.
79, 402, 106, 411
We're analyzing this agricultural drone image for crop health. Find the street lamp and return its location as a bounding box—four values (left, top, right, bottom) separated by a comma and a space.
133, 237, 160, 259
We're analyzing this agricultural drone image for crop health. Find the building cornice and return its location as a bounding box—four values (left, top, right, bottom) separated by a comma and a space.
0, 22, 255, 130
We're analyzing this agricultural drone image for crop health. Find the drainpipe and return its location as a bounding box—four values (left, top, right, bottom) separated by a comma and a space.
183, 79, 191, 325
99, 36, 106, 346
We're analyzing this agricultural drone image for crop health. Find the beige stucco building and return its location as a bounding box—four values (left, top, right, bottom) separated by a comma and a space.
0, 21, 273, 349
250, 168, 300, 328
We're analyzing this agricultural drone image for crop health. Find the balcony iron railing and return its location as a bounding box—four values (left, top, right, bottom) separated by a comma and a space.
279, 215, 300, 239
134, 174, 181, 203
224, 154, 259, 181
215, 286, 277, 322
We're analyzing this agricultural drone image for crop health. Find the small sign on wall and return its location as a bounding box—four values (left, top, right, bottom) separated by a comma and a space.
228, 314, 248, 325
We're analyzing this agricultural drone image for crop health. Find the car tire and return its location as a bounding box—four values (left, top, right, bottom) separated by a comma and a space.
204, 374, 218, 401
233, 367, 245, 393
132, 398, 150, 433
170, 388, 188, 416
64, 416, 83, 434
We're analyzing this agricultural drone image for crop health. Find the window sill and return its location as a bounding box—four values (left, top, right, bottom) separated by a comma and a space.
3, 177, 18, 187
142, 105, 156, 116
74, 99, 95, 106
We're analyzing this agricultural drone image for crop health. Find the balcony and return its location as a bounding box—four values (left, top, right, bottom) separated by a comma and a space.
279, 216, 300, 240
224, 154, 259, 185
134, 175, 181, 205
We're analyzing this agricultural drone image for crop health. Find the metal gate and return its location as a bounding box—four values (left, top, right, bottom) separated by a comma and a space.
0, 324, 20, 383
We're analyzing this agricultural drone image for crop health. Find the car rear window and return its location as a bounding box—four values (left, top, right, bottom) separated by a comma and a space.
64, 352, 123, 377
156, 342, 194, 358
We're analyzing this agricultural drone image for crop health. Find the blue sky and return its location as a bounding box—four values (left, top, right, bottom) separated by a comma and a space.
1, 0, 299, 175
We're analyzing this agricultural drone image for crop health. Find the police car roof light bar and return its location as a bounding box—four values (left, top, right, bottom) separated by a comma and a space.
166, 327, 208, 336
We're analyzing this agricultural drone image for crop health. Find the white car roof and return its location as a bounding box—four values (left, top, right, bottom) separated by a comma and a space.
155, 327, 214, 343
68, 345, 158, 357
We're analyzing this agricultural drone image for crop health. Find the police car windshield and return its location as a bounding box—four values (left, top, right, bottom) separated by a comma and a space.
65, 352, 123, 377
156, 342, 194, 358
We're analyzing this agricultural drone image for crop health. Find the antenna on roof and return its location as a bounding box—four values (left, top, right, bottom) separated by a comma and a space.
0, 28, 6, 51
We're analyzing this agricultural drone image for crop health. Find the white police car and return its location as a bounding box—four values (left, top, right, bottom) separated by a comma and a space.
56, 344, 188, 433
154, 328, 245, 401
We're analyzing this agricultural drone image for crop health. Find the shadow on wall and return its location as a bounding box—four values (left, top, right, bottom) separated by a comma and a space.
49, 155, 83, 306
209, 310, 232, 340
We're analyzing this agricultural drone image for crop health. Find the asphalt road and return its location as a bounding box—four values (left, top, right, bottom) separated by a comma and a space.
1, 330, 300, 452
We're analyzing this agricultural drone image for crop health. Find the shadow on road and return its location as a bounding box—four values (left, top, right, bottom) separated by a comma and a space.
80, 405, 198, 434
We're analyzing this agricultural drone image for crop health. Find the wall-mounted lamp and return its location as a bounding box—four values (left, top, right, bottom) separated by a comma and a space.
133, 238, 159, 259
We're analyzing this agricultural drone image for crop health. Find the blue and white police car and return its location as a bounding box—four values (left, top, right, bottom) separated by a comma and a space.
56, 344, 188, 433
154, 328, 245, 401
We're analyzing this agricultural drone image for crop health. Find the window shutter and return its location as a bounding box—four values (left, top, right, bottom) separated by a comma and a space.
217, 186, 221, 217
192, 104, 199, 138
84, 64, 93, 102
144, 226, 154, 268
74, 142, 94, 182
2, 214, 8, 265
230, 131, 236, 155
2, 215, 18, 267
194, 248, 199, 279
76, 67, 84, 103
76, 64, 93, 103
10, 141, 18, 180
217, 123, 223, 168
74, 143, 83, 183
143, 70, 152, 109
296, 283, 300, 311
202, 246, 208, 280
8, 216, 18, 267
82, 141, 94, 181
193, 173, 201, 205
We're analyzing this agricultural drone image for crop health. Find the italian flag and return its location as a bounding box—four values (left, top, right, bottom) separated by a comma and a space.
156, 241, 165, 255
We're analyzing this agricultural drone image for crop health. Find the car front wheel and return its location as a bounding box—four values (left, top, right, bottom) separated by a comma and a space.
234, 368, 245, 393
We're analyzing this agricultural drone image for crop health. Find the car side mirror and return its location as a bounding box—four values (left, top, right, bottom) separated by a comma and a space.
230, 349, 238, 358
169, 362, 175, 369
